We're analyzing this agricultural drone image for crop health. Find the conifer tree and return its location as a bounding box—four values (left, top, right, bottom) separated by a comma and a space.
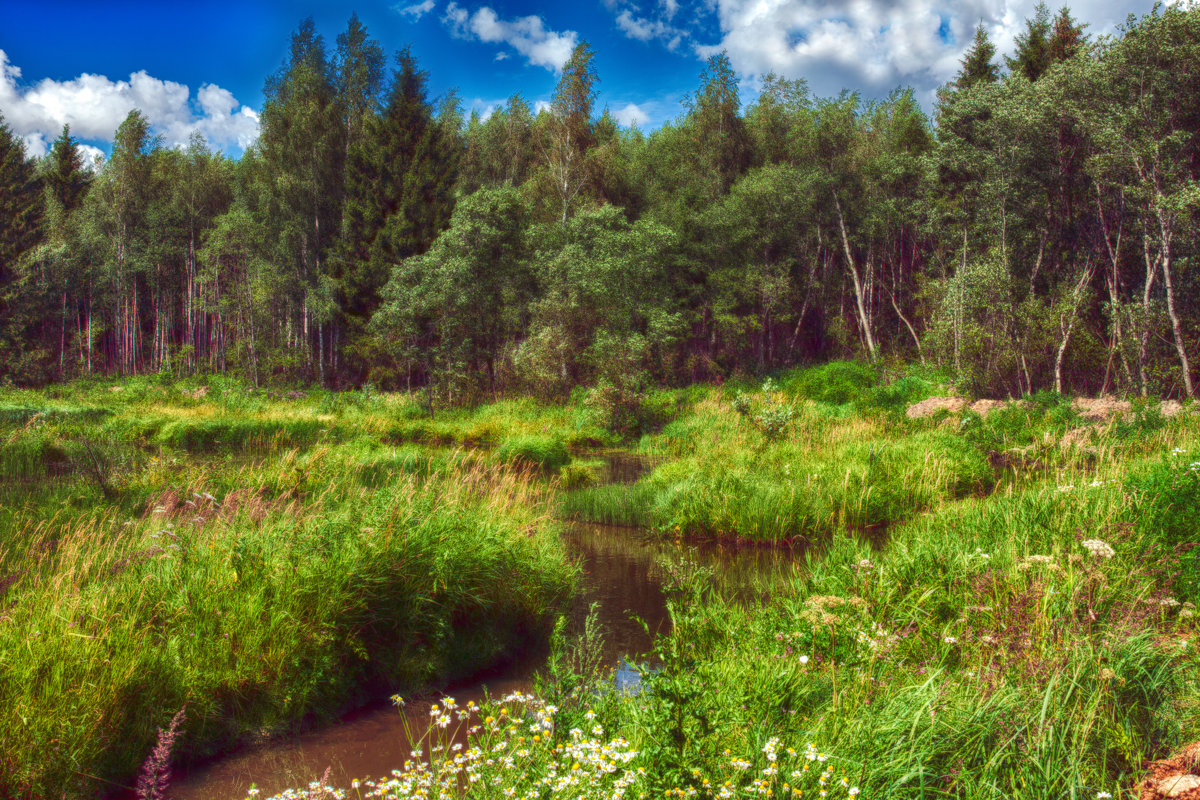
336, 48, 458, 377
45, 126, 91, 213
0, 115, 41, 286
1048, 7, 1088, 64
1007, 3, 1053, 81
0, 114, 43, 376
956, 24, 1000, 89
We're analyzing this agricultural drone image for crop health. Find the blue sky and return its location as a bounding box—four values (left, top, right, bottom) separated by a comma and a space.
0, 0, 1171, 164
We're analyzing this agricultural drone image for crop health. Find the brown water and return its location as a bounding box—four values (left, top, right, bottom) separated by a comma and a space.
167, 458, 803, 800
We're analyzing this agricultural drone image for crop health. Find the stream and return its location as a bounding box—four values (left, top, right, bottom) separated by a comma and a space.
168, 455, 803, 800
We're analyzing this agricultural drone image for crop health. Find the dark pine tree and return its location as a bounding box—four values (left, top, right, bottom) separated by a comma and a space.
0, 114, 44, 376
1048, 7, 1088, 65
0, 116, 41, 289
956, 24, 1001, 89
1007, 3, 1053, 81
335, 48, 458, 380
45, 125, 92, 213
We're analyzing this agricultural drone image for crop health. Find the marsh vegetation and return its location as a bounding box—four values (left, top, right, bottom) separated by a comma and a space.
1, 365, 1198, 799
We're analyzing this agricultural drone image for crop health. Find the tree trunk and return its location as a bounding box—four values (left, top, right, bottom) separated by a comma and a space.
1156, 209, 1194, 397
1054, 259, 1095, 394
832, 193, 877, 360
1138, 236, 1159, 396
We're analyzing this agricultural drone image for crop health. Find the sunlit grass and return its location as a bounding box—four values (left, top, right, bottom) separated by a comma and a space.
0, 386, 578, 797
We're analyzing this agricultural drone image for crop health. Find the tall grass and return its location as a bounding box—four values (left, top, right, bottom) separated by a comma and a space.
594, 442, 1200, 799
0, 435, 573, 798
602, 365, 1198, 544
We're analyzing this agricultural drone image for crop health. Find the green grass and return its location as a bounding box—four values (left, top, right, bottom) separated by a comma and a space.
7, 368, 1200, 800
496, 433, 572, 472
518, 432, 1200, 800
0, 382, 583, 799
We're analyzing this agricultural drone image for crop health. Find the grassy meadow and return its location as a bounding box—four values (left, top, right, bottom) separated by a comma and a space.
0, 378, 590, 798
3, 365, 1200, 799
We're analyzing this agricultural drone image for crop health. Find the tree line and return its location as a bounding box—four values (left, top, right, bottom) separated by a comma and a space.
1, 4, 1199, 405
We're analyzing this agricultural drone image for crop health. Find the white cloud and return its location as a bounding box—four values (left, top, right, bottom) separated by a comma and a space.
468, 96, 507, 121
623, 0, 1166, 104
608, 0, 689, 50
442, 3, 578, 71
614, 102, 651, 127
396, 0, 436, 20
616, 9, 684, 45
0, 49, 259, 159
494, 51, 509, 61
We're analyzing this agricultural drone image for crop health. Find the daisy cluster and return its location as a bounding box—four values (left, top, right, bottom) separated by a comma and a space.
250, 693, 861, 800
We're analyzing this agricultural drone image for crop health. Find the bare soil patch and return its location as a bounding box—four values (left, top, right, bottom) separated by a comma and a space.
1140, 742, 1200, 799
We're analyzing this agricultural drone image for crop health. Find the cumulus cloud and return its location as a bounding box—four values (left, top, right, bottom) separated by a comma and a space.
614, 102, 651, 127
608, 0, 690, 50
616, 9, 685, 49
0, 49, 259, 160
396, 0, 436, 20
442, 4, 578, 71
694, 0, 1162, 99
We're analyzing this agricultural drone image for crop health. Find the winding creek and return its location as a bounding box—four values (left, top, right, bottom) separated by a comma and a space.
166, 455, 803, 800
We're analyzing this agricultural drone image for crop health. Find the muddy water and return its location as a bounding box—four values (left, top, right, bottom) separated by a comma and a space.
169, 458, 802, 800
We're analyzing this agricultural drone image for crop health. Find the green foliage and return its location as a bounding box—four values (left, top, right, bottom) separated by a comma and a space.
955, 24, 1000, 89
783, 361, 880, 405
495, 434, 570, 472
0, 386, 574, 797
1130, 449, 1200, 547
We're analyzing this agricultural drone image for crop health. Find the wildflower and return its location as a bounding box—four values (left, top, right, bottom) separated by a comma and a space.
1096, 793, 1112, 799
943, 636, 957, 645
1081, 539, 1115, 559
799, 655, 810, 665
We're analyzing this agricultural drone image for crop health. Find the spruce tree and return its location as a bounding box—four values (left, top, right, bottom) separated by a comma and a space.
0, 115, 41, 286
956, 24, 1000, 89
0, 114, 43, 375
336, 48, 459, 377
1048, 7, 1088, 65
45, 126, 91, 213
1007, 3, 1053, 81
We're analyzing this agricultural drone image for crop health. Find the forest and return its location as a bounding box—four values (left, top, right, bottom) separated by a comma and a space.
1, 4, 1198, 405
